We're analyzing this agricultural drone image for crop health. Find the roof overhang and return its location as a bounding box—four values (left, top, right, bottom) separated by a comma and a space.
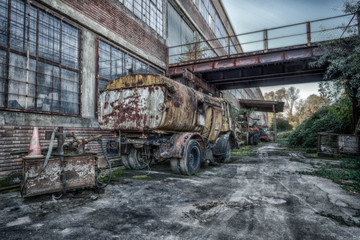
239, 99, 285, 113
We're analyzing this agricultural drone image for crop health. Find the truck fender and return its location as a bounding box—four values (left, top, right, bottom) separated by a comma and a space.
169, 132, 205, 159
213, 132, 236, 156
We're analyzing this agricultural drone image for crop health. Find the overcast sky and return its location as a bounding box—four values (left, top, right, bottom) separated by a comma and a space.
222, 0, 350, 100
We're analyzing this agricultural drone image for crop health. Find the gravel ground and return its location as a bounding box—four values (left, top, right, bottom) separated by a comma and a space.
1, 143, 360, 240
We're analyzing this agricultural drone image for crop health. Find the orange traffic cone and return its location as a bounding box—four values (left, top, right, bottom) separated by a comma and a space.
27, 127, 44, 158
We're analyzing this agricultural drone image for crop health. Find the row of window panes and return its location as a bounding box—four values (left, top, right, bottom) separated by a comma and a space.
118, 0, 163, 36
0, 0, 163, 115
193, 0, 239, 52
199, 0, 215, 33
0, 0, 80, 115
98, 40, 162, 89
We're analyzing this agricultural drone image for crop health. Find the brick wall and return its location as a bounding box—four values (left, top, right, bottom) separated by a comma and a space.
0, 126, 120, 178
60, 0, 166, 62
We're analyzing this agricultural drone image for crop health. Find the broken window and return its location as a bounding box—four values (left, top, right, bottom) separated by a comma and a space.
0, 0, 81, 115
97, 40, 162, 90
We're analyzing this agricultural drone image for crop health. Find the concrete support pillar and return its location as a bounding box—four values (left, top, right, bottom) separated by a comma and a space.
81, 29, 97, 119
273, 104, 277, 142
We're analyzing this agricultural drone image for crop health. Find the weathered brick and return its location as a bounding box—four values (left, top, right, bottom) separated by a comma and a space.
0, 127, 119, 177
60, 0, 166, 62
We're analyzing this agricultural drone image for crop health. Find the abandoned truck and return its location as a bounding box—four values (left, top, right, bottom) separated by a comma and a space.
98, 74, 240, 175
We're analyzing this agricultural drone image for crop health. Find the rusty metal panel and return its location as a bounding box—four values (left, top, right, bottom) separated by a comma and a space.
214, 60, 236, 69
99, 86, 165, 131
235, 57, 259, 67
285, 49, 312, 60
172, 66, 188, 75
208, 108, 223, 142
259, 53, 284, 63
106, 74, 159, 89
193, 62, 214, 72
159, 81, 198, 131
99, 75, 226, 135
22, 154, 96, 197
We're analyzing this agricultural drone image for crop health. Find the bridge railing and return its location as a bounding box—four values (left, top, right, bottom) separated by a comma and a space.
168, 14, 358, 65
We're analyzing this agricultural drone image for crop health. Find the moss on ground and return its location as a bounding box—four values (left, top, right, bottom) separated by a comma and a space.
298, 158, 360, 194
132, 175, 151, 179
231, 145, 256, 156
97, 168, 127, 184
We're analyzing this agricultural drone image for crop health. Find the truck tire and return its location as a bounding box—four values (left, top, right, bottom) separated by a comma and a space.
171, 140, 201, 175
121, 155, 131, 169
216, 140, 231, 163
222, 140, 232, 163
123, 148, 150, 170
249, 134, 254, 145
170, 158, 181, 174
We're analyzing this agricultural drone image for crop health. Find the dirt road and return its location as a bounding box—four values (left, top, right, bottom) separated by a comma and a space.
1, 143, 360, 239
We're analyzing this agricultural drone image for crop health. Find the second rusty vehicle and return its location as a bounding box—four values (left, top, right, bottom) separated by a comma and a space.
98, 74, 239, 175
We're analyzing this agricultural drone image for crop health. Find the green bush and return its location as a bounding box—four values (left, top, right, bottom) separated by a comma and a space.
288, 98, 353, 148
277, 130, 294, 139
269, 118, 293, 132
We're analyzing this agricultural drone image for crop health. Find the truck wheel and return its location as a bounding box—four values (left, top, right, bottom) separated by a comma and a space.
216, 140, 231, 163
249, 135, 254, 145
170, 158, 181, 174
121, 155, 131, 169
171, 140, 201, 175
254, 137, 259, 145
123, 148, 150, 170
222, 140, 231, 163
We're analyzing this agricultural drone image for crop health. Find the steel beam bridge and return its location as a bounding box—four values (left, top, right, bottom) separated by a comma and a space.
167, 14, 358, 91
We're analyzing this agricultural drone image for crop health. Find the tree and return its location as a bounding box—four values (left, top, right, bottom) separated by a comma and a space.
176, 37, 211, 63
264, 87, 300, 123
294, 94, 330, 124
311, 1, 360, 131
284, 87, 300, 122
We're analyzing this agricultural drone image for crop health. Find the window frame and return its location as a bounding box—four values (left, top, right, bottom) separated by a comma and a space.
95, 37, 164, 115
0, 0, 82, 116
118, 0, 163, 36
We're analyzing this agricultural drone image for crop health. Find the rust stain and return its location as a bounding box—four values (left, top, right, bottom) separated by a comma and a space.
235, 57, 258, 66
99, 74, 226, 140
22, 154, 96, 197
259, 53, 283, 63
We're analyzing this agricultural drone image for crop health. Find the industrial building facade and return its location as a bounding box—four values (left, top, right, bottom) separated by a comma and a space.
0, 0, 265, 179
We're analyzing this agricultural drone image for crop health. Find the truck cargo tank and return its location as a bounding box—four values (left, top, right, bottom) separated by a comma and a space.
98, 75, 219, 133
